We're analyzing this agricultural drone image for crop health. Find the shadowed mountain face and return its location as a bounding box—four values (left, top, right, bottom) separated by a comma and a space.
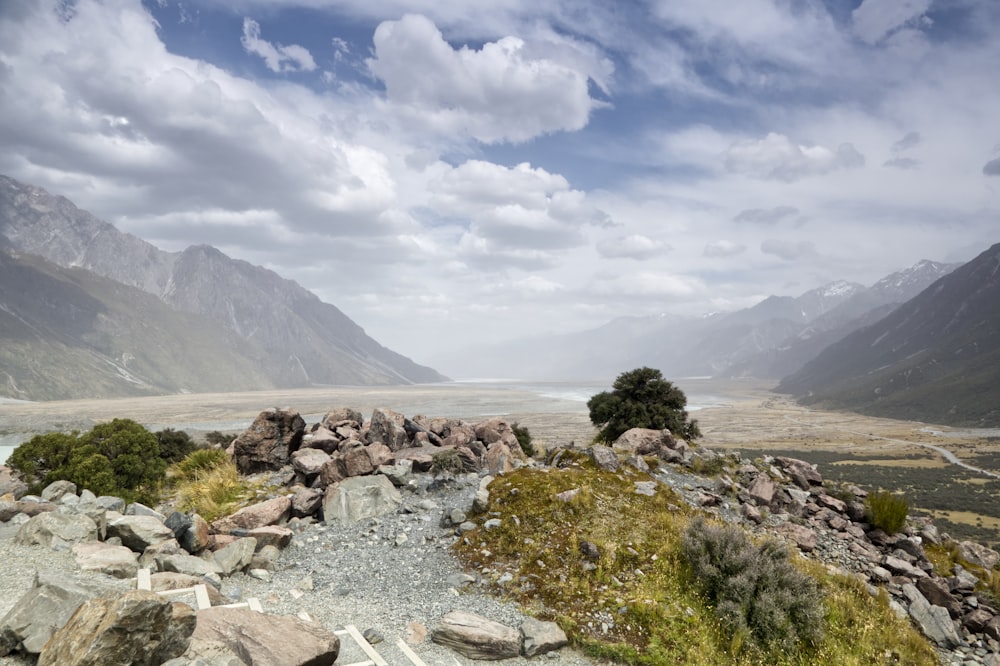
0, 174, 445, 400
776, 243, 1000, 427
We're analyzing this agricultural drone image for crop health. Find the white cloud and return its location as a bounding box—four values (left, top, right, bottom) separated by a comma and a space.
733, 206, 799, 225
241, 18, 317, 73
724, 133, 865, 181
596, 234, 668, 260
761, 239, 817, 261
366, 14, 595, 143
852, 0, 932, 45
704, 240, 747, 258
592, 271, 705, 298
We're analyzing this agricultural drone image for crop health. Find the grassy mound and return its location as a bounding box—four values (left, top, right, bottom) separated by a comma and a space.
453, 460, 936, 665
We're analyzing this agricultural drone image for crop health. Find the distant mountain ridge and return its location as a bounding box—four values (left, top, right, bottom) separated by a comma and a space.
776, 243, 1000, 426
0, 174, 445, 400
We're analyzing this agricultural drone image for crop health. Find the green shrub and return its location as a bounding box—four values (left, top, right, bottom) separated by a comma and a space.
8, 419, 166, 503
681, 517, 824, 658
156, 428, 196, 464
431, 448, 466, 475
511, 422, 535, 457
588, 367, 701, 443
865, 490, 909, 534
204, 431, 235, 447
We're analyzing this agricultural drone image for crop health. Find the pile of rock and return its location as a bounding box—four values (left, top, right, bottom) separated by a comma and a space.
587, 426, 1000, 665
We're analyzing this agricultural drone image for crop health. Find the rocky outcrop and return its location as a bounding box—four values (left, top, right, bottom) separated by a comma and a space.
230, 408, 306, 474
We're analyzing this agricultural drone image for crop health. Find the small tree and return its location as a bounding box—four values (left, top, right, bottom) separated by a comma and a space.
588, 367, 701, 443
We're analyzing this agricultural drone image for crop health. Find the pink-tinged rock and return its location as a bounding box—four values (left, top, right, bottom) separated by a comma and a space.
318, 456, 348, 486
292, 448, 331, 477
443, 425, 475, 448
300, 427, 340, 454
612, 428, 667, 455
248, 525, 293, 549
231, 408, 306, 474
394, 446, 436, 473
780, 523, 817, 552
211, 496, 291, 534
365, 443, 395, 468
191, 607, 339, 666
816, 493, 847, 513
485, 442, 514, 475
343, 446, 375, 477
320, 407, 363, 429
748, 475, 775, 506
367, 408, 408, 451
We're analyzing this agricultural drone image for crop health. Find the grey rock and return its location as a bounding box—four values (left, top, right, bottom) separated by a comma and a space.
520, 617, 568, 657
323, 475, 402, 523
211, 496, 291, 534
432, 610, 520, 660
190, 607, 339, 666
72, 541, 139, 579
15, 512, 98, 549
957, 541, 1000, 570
155, 553, 224, 580
589, 445, 619, 472
37, 590, 195, 666
107, 515, 175, 552
96, 496, 126, 512
40, 480, 77, 503
378, 459, 414, 487
367, 408, 409, 452
126, 503, 167, 521
903, 583, 962, 648
213, 538, 257, 576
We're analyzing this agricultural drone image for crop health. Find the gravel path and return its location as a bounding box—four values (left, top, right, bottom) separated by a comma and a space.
0, 474, 603, 666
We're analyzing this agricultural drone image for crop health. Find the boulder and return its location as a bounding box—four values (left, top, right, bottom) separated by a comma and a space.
0, 499, 56, 522
179, 514, 211, 555
748, 475, 776, 506
366, 408, 409, 451
484, 442, 514, 476
15, 512, 98, 549
155, 553, 224, 580
957, 541, 1000, 570
883, 555, 929, 579
902, 584, 961, 648
107, 515, 175, 552
190, 607, 339, 666
300, 426, 340, 454
247, 526, 293, 550
612, 428, 666, 455
520, 617, 567, 657
40, 480, 77, 503
126, 503, 167, 521
290, 488, 323, 518
211, 496, 291, 534
343, 446, 375, 477
0, 571, 116, 656
291, 448, 331, 479
589, 445, 619, 473
774, 457, 823, 488
779, 523, 816, 552
323, 475, 402, 523
0, 465, 28, 499
37, 590, 195, 666
150, 572, 229, 606
432, 610, 520, 660
378, 460, 414, 487
213, 537, 257, 576
916, 577, 961, 618
320, 407, 364, 429
231, 408, 306, 474
71, 542, 139, 579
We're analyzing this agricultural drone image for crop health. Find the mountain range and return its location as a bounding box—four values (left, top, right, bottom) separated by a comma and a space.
0, 175, 444, 400
776, 242, 1000, 427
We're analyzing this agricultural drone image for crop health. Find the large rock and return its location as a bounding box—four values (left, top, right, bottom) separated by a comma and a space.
291, 448, 331, 478
231, 408, 306, 474
211, 496, 291, 534
0, 499, 56, 522
484, 442, 514, 476
107, 515, 175, 552
748, 475, 776, 506
72, 542, 139, 579
179, 514, 211, 555
432, 611, 520, 660
191, 607, 339, 666
155, 553, 224, 580
520, 617, 567, 657
37, 590, 195, 666
320, 407, 363, 430
150, 573, 229, 606
323, 475, 402, 523
612, 428, 666, 455
779, 523, 816, 552
589, 445, 619, 473
14, 512, 98, 548
0, 465, 28, 499
0, 571, 117, 656
902, 583, 961, 648
213, 537, 257, 576
40, 480, 77, 503
774, 457, 823, 489
957, 541, 1000, 570
366, 408, 409, 451
247, 526, 293, 550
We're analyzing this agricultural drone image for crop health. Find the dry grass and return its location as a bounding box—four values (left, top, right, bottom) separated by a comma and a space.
453, 461, 936, 665
170, 456, 254, 522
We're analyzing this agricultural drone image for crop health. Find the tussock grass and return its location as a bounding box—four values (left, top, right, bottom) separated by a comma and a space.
168, 449, 253, 522
865, 490, 909, 534
454, 461, 936, 665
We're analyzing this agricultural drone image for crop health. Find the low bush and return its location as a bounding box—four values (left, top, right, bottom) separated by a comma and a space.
681, 517, 824, 658
8, 419, 166, 503
511, 422, 535, 457
430, 448, 465, 475
865, 490, 909, 534
156, 428, 196, 464
171, 448, 230, 481
204, 431, 235, 447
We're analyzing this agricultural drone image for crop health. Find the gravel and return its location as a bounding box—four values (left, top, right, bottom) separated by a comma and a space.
0, 473, 603, 666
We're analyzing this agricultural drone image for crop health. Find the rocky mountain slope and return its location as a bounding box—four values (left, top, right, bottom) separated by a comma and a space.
0, 247, 275, 400
0, 175, 445, 399
777, 243, 1000, 426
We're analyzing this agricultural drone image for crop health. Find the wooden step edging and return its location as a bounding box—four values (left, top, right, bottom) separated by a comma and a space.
135, 568, 262, 612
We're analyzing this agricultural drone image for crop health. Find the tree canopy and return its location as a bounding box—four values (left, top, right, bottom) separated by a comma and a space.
587, 367, 701, 443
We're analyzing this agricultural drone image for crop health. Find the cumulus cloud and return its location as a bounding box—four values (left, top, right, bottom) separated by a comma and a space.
724, 133, 865, 181
367, 14, 595, 143
596, 234, 668, 260
733, 206, 799, 225
884, 157, 919, 170
891, 130, 921, 153
852, 0, 932, 45
241, 18, 317, 73
761, 239, 816, 261
704, 240, 747, 258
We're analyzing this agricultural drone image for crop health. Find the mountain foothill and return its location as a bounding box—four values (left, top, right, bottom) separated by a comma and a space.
1, 174, 997, 427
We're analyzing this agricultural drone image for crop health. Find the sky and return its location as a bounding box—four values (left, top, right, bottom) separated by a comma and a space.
0, 0, 998, 369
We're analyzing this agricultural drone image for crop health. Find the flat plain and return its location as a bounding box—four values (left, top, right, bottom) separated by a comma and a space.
2, 378, 998, 543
